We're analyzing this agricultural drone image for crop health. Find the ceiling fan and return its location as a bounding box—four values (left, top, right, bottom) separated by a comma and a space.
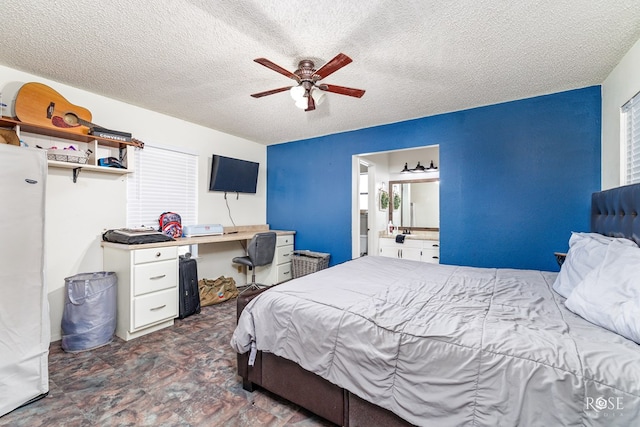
250, 53, 366, 111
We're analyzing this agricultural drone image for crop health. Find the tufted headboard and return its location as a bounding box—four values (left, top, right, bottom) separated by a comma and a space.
591, 183, 640, 245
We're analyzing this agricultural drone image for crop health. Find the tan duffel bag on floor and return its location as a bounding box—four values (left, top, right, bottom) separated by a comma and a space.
198, 276, 238, 306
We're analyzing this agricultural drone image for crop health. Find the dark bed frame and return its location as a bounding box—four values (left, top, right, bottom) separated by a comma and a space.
590, 183, 640, 245
236, 183, 640, 427
236, 288, 412, 426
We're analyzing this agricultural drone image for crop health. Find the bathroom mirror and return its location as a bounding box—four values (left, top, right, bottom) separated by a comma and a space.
389, 178, 439, 231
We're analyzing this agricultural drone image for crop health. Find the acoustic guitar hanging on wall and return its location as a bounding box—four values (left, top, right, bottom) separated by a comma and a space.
14, 82, 144, 148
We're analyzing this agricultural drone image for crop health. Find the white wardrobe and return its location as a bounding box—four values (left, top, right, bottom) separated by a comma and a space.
0, 143, 50, 416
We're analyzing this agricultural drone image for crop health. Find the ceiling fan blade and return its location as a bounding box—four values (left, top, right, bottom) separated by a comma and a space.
254, 58, 300, 82
318, 84, 366, 98
314, 53, 352, 79
305, 95, 316, 112
250, 86, 293, 98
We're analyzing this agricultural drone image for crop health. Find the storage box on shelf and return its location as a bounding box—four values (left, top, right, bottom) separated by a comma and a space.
46, 148, 90, 164
0, 117, 139, 182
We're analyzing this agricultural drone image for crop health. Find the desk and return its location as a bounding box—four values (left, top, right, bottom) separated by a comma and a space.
101, 224, 294, 250
102, 225, 295, 340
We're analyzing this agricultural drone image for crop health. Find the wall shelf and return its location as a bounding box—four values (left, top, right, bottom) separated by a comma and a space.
0, 116, 137, 182
0, 117, 141, 148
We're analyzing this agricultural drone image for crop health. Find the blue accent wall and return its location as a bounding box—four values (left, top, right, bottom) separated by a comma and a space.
267, 87, 601, 271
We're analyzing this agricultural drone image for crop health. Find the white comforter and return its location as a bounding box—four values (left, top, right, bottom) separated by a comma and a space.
231, 256, 640, 426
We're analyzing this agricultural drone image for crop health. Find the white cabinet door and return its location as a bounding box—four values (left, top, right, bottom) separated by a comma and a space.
0, 144, 49, 417
400, 247, 422, 261
422, 240, 440, 264
379, 238, 422, 260
378, 237, 439, 263
380, 246, 400, 258
380, 244, 421, 260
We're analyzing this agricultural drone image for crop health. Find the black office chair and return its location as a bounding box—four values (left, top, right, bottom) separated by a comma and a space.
233, 232, 277, 292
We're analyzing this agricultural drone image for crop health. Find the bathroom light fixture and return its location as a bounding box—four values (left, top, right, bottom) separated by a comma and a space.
412, 162, 426, 172
400, 160, 439, 173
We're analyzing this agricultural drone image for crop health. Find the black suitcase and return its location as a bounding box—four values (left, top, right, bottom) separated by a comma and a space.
178, 254, 201, 319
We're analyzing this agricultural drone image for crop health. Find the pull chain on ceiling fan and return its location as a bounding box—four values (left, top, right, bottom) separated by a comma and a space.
250, 53, 366, 111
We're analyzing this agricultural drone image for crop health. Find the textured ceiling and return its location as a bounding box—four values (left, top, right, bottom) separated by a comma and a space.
2, 1, 640, 145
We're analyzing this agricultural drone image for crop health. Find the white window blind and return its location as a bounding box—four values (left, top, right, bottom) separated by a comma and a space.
623, 92, 640, 184
127, 144, 198, 229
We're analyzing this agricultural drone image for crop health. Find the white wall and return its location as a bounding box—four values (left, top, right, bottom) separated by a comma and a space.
602, 37, 640, 190
0, 65, 267, 341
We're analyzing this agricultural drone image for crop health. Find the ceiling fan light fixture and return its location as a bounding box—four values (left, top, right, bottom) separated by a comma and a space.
294, 97, 308, 109
311, 89, 326, 105
290, 85, 305, 101
252, 53, 365, 111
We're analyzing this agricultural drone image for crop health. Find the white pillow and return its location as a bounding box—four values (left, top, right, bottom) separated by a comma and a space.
552, 232, 637, 298
565, 239, 640, 344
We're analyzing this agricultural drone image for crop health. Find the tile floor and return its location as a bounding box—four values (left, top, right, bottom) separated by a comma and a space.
0, 299, 334, 427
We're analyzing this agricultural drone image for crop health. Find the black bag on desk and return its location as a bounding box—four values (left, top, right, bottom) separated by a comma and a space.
102, 229, 174, 245
178, 253, 201, 319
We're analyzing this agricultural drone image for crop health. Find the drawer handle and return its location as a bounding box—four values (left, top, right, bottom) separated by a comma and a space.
155, 252, 162, 257
150, 304, 167, 311
283, 271, 290, 275
432, 244, 439, 247
149, 274, 167, 280
432, 256, 439, 259
283, 253, 290, 257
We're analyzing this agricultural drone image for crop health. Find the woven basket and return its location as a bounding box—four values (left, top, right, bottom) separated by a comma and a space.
47, 149, 89, 164
292, 250, 331, 279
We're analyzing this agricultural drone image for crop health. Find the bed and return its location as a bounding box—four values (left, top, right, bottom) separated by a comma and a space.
231, 183, 640, 426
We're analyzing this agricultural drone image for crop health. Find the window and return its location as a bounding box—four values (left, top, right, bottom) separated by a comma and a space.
622, 91, 640, 184
127, 144, 198, 229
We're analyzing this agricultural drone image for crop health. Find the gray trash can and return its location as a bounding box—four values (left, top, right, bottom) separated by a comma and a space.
61, 271, 117, 353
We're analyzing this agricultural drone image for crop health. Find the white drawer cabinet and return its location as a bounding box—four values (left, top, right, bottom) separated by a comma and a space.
103, 246, 179, 341
421, 240, 440, 264
133, 260, 177, 296
378, 237, 439, 264
249, 234, 294, 286
133, 288, 178, 330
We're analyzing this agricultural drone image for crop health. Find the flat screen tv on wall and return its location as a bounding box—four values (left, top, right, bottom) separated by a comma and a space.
209, 155, 259, 194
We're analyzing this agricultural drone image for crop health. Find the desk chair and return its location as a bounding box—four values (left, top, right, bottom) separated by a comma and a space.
233, 232, 277, 292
